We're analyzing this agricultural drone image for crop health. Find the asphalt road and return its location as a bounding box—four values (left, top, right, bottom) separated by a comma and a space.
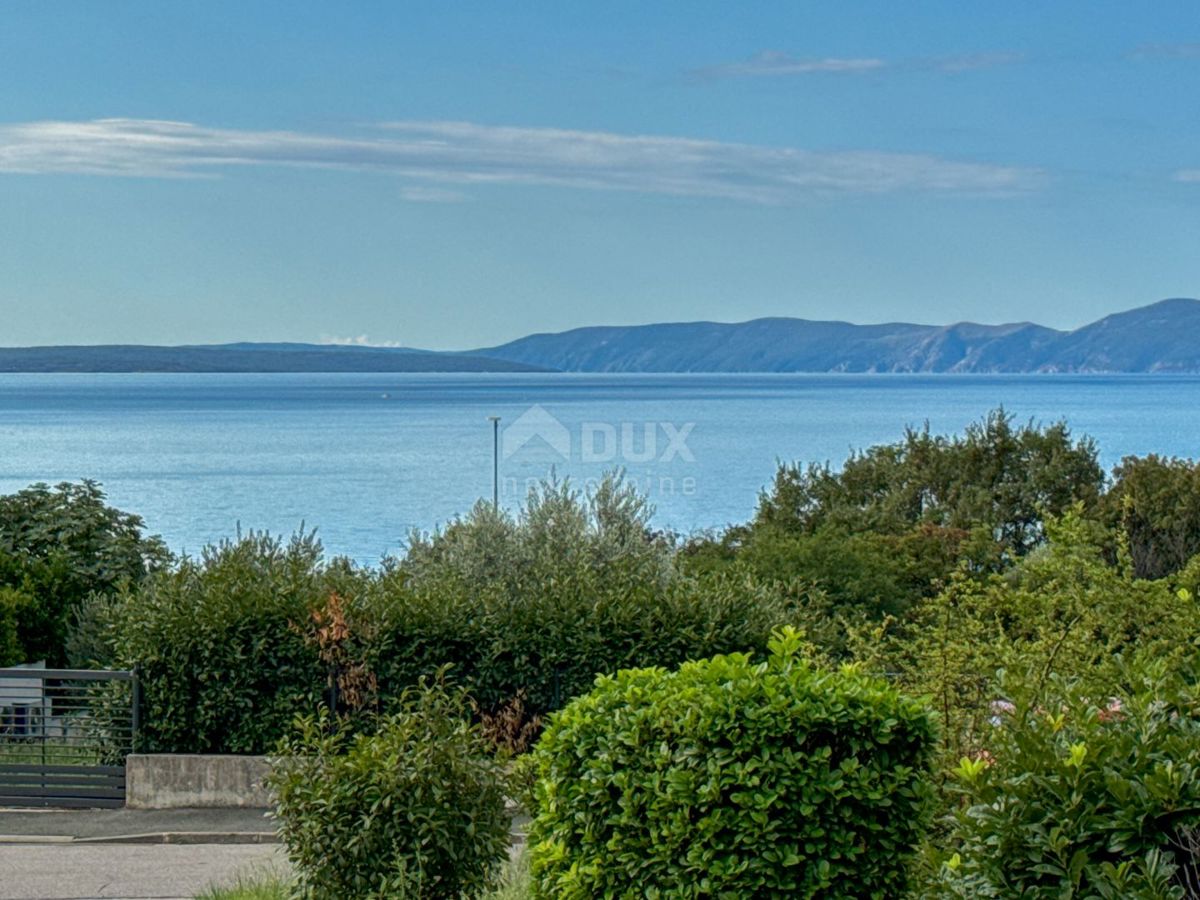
0, 808, 274, 842
0, 806, 523, 899
0, 842, 287, 900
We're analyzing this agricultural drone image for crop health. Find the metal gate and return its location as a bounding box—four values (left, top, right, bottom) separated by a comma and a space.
0, 667, 138, 808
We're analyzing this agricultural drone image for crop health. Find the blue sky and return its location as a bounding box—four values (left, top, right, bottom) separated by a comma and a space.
1, 1, 1198, 348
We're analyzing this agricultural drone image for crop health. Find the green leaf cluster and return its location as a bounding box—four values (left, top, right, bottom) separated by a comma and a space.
370, 476, 797, 723
681, 411, 1103, 625
852, 508, 1200, 774
0, 585, 30, 666
938, 664, 1200, 898
755, 409, 1103, 558
267, 676, 510, 900
110, 531, 369, 753
527, 627, 937, 898
0, 480, 167, 665
1102, 454, 1200, 579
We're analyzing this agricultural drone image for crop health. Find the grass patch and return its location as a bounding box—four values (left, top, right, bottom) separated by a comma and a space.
193, 853, 530, 899
0, 741, 101, 766
195, 873, 289, 900
482, 851, 531, 900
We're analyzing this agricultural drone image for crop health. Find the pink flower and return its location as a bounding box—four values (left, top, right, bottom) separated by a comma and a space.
1097, 698, 1124, 723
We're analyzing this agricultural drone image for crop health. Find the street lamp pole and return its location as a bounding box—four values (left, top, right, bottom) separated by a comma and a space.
488, 416, 501, 509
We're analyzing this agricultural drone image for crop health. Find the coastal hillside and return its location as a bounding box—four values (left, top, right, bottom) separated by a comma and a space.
476, 298, 1200, 373
2, 299, 1197, 373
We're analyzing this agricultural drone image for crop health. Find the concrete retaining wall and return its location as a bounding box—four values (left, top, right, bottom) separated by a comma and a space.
126, 754, 270, 809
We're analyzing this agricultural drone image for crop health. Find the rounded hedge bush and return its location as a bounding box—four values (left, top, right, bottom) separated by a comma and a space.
267, 677, 511, 899
528, 627, 937, 898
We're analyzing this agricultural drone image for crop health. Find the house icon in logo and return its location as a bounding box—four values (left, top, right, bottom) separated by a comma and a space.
503, 405, 571, 460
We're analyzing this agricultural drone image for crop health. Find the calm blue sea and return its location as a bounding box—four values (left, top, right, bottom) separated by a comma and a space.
0, 373, 1197, 563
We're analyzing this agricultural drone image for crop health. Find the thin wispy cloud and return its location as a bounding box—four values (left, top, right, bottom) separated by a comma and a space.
1129, 43, 1200, 60
931, 52, 1025, 73
694, 50, 1024, 80
0, 117, 1041, 200
695, 51, 886, 78
399, 185, 469, 203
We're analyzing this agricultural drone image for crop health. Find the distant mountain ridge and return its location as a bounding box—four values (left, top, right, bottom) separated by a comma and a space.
0, 343, 544, 373
1, 298, 1198, 373
475, 298, 1200, 373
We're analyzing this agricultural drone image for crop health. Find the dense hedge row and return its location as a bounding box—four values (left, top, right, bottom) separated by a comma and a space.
108, 480, 797, 754
109, 533, 362, 753
367, 563, 789, 719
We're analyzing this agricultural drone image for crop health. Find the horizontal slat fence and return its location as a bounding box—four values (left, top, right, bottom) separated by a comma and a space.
0, 667, 136, 808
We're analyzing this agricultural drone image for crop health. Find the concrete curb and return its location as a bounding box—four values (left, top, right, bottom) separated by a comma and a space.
0, 830, 279, 845
77, 830, 280, 844
0, 834, 74, 844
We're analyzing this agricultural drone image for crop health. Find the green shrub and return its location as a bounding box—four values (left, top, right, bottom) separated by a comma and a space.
370, 475, 795, 721
268, 676, 511, 900
94, 473, 807, 755
372, 565, 791, 721
65, 591, 121, 668
685, 522, 970, 622
110, 532, 369, 753
851, 510, 1200, 775
0, 586, 30, 666
938, 662, 1200, 898
528, 627, 937, 898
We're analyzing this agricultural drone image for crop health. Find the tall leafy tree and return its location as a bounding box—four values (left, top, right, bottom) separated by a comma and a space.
1102, 454, 1200, 579
756, 409, 1103, 558
0, 480, 169, 666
